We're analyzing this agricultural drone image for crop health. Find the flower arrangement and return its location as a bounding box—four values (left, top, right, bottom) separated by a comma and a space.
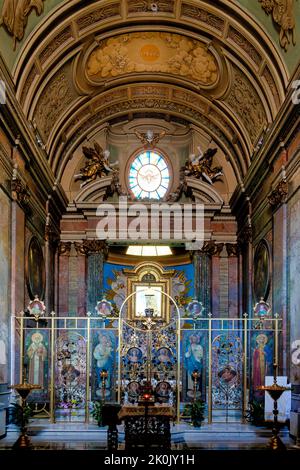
57, 399, 81, 409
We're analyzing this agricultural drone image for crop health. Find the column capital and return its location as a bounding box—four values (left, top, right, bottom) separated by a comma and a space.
11, 169, 30, 207
58, 241, 72, 256
226, 243, 239, 257
81, 240, 108, 257
202, 241, 224, 257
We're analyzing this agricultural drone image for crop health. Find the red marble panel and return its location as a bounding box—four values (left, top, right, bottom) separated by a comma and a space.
58, 255, 69, 315
77, 255, 87, 316
228, 256, 238, 318
211, 257, 220, 317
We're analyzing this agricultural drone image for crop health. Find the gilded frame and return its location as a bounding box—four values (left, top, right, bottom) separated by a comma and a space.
123, 262, 174, 323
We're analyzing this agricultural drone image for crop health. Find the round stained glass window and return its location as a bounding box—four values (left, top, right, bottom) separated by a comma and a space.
129, 151, 170, 200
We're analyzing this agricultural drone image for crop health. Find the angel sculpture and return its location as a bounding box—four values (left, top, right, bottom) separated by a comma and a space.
74, 142, 118, 188
134, 129, 166, 149
185, 146, 223, 185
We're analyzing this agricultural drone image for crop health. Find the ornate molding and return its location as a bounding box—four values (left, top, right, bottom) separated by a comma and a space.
58, 241, 72, 256
268, 179, 288, 207
226, 66, 267, 144
128, 0, 175, 14
259, 0, 296, 51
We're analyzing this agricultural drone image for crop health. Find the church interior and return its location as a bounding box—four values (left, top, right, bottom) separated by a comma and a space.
0, 0, 300, 455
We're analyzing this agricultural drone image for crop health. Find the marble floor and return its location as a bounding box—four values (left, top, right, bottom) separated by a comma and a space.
0, 420, 299, 451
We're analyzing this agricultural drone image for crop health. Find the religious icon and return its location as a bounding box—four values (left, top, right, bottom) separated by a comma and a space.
155, 381, 171, 403
253, 240, 270, 302
253, 298, 271, 319
26, 332, 47, 388
184, 333, 204, 399
26, 237, 46, 300
95, 299, 112, 316
126, 347, 143, 364
127, 381, 140, 403
93, 332, 115, 398
156, 347, 173, 364
27, 296, 46, 321
218, 366, 237, 385
187, 299, 204, 318
252, 333, 273, 397
135, 286, 162, 318
61, 364, 80, 386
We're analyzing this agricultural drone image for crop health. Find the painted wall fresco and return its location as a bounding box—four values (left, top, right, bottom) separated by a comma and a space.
25, 329, 49, 402
182, 330, 207, 402
103, 262, 194, 317
250, 330, 274, 400
91, 329, 117, 401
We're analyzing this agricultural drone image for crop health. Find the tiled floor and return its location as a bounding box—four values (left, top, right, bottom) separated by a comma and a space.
0, 421, 299, 450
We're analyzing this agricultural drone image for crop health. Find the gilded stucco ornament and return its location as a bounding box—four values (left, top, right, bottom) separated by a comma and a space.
0, 0, 45, 50
86, 32, 219, 85
259, 0, 296, 51
134, 129, 166, 149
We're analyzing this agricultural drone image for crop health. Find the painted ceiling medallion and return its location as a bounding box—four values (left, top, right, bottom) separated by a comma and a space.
86, 32, 219, 85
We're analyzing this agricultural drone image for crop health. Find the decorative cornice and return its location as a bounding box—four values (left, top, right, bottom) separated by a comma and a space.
268, 179, 288, 207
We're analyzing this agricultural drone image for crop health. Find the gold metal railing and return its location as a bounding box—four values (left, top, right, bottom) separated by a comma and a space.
14, 312, 282, 424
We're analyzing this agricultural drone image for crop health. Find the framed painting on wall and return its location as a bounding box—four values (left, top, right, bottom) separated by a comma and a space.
253, 239, 271, 302
25, 236, 46, 300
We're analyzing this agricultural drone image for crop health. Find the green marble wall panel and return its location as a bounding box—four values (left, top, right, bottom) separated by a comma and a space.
0, 188, 10, 383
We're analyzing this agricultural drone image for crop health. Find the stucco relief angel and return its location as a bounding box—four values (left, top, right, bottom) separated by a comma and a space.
74, 142, 119, 188
0, 0, 45, 50
185, 146, 223, 185
134, 129, 166, 149
259, 0, 296, 51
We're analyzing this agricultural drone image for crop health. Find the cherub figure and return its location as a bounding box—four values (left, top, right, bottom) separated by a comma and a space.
185, 146, 223, 184
74, 142, 118, 188
134, 129, 166, 149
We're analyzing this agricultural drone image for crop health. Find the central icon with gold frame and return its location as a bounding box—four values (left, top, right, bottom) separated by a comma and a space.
123, 262, 174, 324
